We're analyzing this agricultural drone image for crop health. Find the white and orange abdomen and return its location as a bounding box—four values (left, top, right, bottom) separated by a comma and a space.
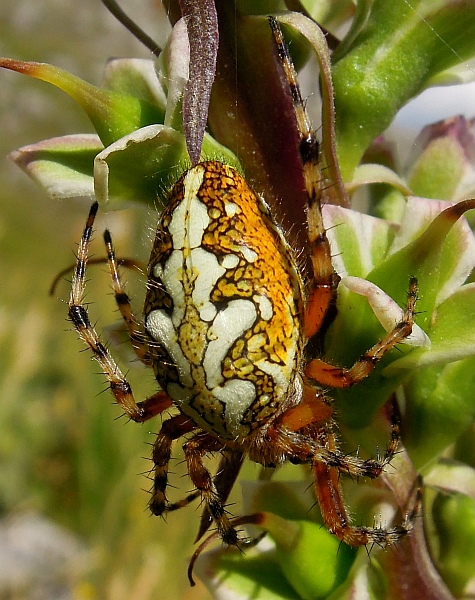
144, 161, 304, 441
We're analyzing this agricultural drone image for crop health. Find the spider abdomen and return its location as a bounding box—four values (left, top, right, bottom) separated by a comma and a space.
144, 161, 304, 441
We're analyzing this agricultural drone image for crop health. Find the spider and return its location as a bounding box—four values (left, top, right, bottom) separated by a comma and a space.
67, 15, 421, 583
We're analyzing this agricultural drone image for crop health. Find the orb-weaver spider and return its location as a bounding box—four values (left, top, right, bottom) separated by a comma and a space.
66, 15, 421, 583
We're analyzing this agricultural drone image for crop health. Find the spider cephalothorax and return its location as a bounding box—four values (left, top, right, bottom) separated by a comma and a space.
66, 15, 421, 581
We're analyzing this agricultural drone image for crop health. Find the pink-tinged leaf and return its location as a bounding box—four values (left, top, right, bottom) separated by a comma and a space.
407, 116, 475, 201
322, 203, 397, 278
388, 197, 475, 306
179, 0, 218, 165
369, 199, 475, 332
9, 134, 102, 200
341, 276, 430, 347
0, 58, 163, 147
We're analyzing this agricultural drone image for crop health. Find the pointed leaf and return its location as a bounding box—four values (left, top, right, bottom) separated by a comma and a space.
0, 58, 164, 147
341, 276, 430, 347
9, 134, 102, 200
389, 197, 475, 306
370, 199, 475, 331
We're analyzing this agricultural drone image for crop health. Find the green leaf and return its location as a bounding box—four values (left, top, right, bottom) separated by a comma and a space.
0, 58, 164, 147
93, 126, 240, 209
332, 0, 475, 179
404, 356, 475, 468
323, 203, 397, 279
322, 197, 475, 428
101, 58, 167, 110
432, 492, 475, 596
268, 516, 357, 600
406, 116, 475, 201
93, 125, 188, 209
197, 546, 300, 600
387, 283, 475, 373
408, 136, 466, 200
9, 134, 102, 200
425, 461, 475, 498
370, 199, 475, 331
347, 163, 413, 196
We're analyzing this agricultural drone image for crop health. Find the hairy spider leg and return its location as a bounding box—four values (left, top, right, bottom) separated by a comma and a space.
68, 201, 172, 422
273, 411, 421, 547
149, 413, 197, 515
268, 15, 420, 550
313, 430, 422, 547
195, 450, 245, 542
274, 388, 401, 479
103, 228, 152, 366
50, 256, 144, 297
270, 16, 418, 386
305, 277, 418, 386
269, 16, 339, 340
155, 430, 241, 546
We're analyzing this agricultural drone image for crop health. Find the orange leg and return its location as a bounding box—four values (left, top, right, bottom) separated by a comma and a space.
270, 16, 340, 340
306, 277, 418, 387
149, 414, 197, 516
274, 386, 401, 478
313, 428, 422, 547
182, 433, 240, 546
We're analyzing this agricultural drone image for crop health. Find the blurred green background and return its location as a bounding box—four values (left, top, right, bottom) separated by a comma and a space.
0, 1, 213, 598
